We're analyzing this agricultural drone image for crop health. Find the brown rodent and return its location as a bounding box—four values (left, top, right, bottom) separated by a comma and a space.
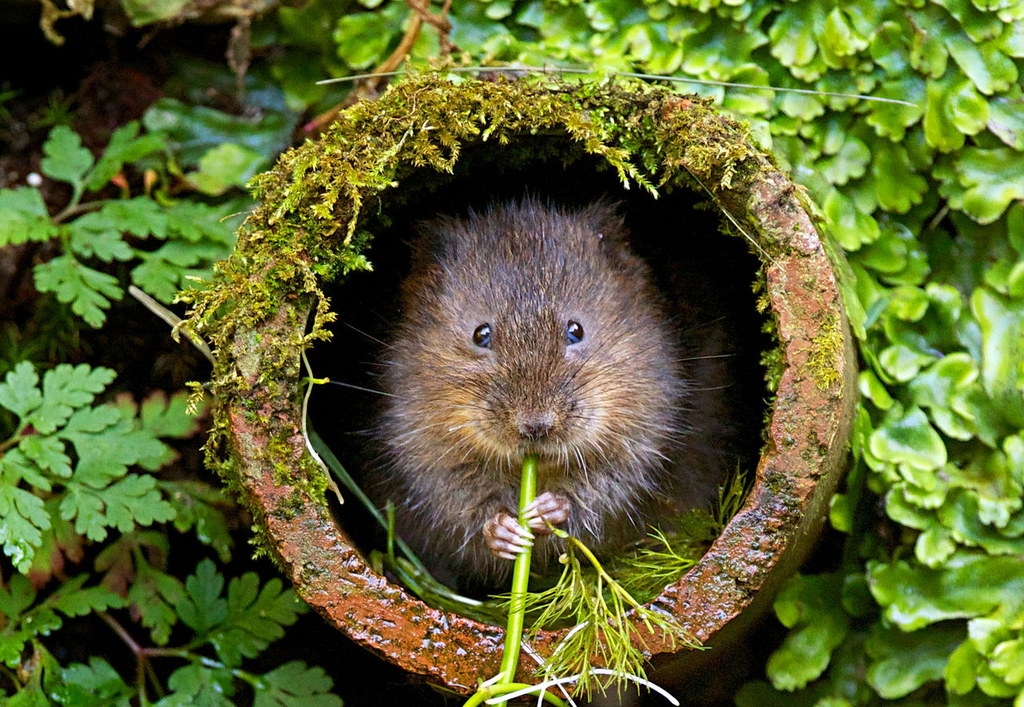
372, 196, 731, 591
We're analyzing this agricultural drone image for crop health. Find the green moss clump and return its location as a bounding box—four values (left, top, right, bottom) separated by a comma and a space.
808, 313, 844, 392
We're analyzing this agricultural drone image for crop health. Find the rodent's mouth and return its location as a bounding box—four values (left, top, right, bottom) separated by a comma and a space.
468, 414, 586, 463
517, 440, 548, 456
513, 437, 578, 462
465, 429, 556, 461
470, 432, 566, 460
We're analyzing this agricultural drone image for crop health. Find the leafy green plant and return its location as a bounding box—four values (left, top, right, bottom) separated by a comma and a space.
0, 360, 341, 703
141, 58, 298, 192
0, 34, 332, 707
0, 361, 175, 573
0, 122, 240, 327
2, 557, 340, 705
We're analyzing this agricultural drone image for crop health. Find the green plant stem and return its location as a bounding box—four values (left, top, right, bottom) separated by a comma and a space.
51, 197, 104, 224
0, 428, 28, 455
560, 530, 644, 612
494, 452, 538, 707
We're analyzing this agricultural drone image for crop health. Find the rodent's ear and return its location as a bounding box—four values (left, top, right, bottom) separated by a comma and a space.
578, 199, 630, 247
408, 215, 455, 269
401, 215, 459, 303
399, 262, 445, 305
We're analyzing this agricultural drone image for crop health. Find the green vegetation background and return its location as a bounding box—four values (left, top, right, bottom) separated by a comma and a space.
1, 0, 1022, 704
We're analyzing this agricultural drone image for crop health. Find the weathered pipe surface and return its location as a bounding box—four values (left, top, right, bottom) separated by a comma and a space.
217, 78, 858, 693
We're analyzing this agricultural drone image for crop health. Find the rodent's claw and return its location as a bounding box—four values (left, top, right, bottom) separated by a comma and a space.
522, 491, 571, 533
484, 512, 534, 560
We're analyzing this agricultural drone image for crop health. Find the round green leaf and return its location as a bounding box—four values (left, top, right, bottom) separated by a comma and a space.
879, 344, 934, 382
924, 73, 967, 152
190, 143, 266, 197
945, 640, 982, 695
821, 8, 868, 64
948, 79, 990, 135
870, 21, 910, 76
915, 526, 957, 567
988, 86, 1024, 149
872, 142, 928, 213
870, 407, 947, 472
869, 554, 1024, 631
945, 33, 1019, 95
859, 370, 895, 410
333, 7, 403, 70
866, 623, 964, 699
824, 187, 881, 250
956, 148, 1024, 224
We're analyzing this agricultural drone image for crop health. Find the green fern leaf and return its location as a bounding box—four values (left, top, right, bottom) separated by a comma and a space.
160, 663, 236, 706
0, 484, 49, 573
255, 662, 342, 707
0, 188, 57, 245
85, 121, 167, 191
40, 125, 94, 189
33, 255, 123, 328
55, 657, 134, 706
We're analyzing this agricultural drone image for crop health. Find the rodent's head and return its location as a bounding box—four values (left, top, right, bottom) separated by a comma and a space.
381, 197, 685, 476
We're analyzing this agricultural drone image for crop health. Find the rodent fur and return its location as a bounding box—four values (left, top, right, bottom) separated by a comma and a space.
373, 196, 730, 591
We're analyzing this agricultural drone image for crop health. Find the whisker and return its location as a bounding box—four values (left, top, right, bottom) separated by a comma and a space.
338, 320, 390, 348
676, 352, 735, 362
326, 380, 397, 397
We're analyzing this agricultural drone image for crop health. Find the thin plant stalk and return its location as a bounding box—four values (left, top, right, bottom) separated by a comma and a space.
472, 452, 538, 707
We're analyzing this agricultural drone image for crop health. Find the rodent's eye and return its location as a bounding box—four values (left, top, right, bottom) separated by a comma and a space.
566, 320, 584, 345
472, 323, 492, 348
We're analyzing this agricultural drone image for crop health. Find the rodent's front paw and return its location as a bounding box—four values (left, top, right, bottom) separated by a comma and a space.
484, 512, 534, 561
523, 491, 570, 533
483, 493, 571, 560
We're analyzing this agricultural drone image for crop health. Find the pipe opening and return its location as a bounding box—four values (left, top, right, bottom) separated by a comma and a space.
308, 136, 772, 604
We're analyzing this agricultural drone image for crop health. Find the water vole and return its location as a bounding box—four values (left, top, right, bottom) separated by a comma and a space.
372, 197, 731, 591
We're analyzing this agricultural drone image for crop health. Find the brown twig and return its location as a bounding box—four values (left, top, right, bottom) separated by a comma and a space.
305, 0, 456, 135
410, 0, 454, 55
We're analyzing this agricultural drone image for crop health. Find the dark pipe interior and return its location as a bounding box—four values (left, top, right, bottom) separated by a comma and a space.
307, 136, 771, 582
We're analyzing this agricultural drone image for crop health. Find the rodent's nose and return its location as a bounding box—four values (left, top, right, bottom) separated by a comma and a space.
516, 411, 555, 441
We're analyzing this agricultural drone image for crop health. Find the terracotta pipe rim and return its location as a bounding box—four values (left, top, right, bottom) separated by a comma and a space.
218, 77, 858, 692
